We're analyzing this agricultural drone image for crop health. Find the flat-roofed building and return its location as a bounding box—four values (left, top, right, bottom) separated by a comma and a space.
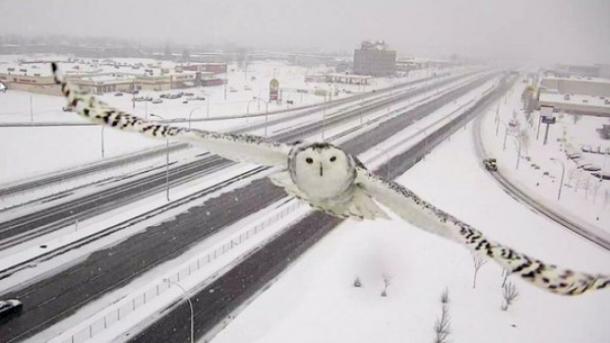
353, 41, 396, 77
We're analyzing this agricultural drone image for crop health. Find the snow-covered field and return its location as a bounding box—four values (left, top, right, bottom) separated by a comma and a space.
20, 71, 494, 342
210, 99, 610, 343
0, 55, 445, 184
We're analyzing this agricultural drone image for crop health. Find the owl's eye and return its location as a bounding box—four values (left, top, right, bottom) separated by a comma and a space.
329, 156, 337, 162
305, 157, 314, 164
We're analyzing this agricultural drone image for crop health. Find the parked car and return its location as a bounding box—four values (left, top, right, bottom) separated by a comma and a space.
114, 92, 123, 96
62, 106, 72, 112
183, 92, 194, 97
152, 99, 163, 104
483, 158, 497, 172
0, 299, 23, 319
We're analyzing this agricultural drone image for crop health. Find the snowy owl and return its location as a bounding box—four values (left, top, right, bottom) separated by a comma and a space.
51, 63, 609, 296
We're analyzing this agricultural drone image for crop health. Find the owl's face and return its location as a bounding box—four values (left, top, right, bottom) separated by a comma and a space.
291, 143, 355, 199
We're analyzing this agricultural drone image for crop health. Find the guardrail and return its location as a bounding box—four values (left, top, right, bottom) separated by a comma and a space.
52, 200, 303, 343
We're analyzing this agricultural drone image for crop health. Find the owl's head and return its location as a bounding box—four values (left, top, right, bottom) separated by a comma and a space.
290, 142, 356, 199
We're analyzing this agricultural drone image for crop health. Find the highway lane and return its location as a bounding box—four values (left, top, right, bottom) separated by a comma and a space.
0, 72, 476, 248
472, 111, 610, 250
132, 75, 513, 343
0, 72, 446, 198
0, 73, 496, 342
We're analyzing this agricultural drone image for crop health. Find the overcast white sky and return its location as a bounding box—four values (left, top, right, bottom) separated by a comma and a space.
1, 0, 609, 64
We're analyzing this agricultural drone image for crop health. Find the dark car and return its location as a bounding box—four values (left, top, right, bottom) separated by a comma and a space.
0, 299, 23, 319
483, 158, 497, 172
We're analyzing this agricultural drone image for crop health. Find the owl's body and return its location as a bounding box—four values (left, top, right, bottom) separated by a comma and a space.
50, 62, 609, 296
270, 142, 388, 220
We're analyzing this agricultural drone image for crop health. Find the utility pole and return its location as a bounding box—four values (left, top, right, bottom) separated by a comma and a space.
543, 121, 552, 145
150, 114, 170, 202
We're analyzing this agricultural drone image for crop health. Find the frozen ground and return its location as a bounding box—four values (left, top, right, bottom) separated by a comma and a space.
24, 72, 494, 342
210, 102, 610, 343
480, 78, 610, 232
0, 55, 446, 183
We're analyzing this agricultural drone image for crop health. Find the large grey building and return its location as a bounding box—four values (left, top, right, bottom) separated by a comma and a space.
353, 41, 396, 77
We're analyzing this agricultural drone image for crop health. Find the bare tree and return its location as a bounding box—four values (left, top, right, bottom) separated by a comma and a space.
433, 288, 451, 343
440, 287, 449, 305
472, 253, 488, 289
500, 268, 510, 288
381, 273, 392, 297
501, 281, 519, 311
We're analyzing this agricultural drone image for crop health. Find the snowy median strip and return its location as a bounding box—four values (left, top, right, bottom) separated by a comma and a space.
47, 198, 311, 343
44, 76, 498, 343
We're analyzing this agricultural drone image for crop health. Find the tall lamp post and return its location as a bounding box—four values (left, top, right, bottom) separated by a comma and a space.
187, 107, 201, 129
509, 135, 522, 170
550, 158, 565, 201
150, 114, 170, 202
164, 279, 194, 343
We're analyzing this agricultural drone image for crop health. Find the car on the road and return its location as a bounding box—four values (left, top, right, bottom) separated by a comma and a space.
0, 299, 23, 319
483, 158, 497, 172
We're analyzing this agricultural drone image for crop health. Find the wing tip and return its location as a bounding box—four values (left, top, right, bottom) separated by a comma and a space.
50, 62, 62, 85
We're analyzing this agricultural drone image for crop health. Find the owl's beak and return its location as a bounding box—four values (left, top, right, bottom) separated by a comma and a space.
319, 163, 324, 177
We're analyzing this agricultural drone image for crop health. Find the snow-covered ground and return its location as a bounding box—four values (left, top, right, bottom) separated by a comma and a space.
211, 104, 610, 343
22, 71, 495, 343
0, 55, 452, 184
0, 67, 474, 208
480, 78, 610, 232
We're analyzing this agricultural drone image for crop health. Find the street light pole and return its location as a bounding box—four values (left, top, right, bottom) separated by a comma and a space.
150, 114, 170, 202
164, 279, 194, 343
550, 158, 565, 200
509, 136, 521, 170
188, 107, 200, 129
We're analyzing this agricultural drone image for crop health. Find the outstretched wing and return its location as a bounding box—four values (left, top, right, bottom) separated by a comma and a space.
51, 63, 290, 167
357, 168, 610, 296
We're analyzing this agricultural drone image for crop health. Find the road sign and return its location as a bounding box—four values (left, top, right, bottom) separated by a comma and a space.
541, 115, 556, 124
269, 79, 279, 101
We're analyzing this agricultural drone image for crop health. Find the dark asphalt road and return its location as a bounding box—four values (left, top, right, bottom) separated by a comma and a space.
0, 73, 495, 342
132, 75, 512, 343
0, 73, 444, 198
471, 110, 610, 250
0, 72, 470, 249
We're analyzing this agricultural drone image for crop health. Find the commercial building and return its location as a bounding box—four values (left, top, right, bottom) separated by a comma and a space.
0, 73, 61, 95
0, 63, 224, 95
180, 63, 227, 74
305, 73, 371, 85
353, 41, 396, 77
538, 76, 610, 116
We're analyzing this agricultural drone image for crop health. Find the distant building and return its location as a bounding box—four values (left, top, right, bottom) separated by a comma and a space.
0, 62, 225, 95
353, 41, 396, 77
181, 63, 227, 74
538, 76, 610, 116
